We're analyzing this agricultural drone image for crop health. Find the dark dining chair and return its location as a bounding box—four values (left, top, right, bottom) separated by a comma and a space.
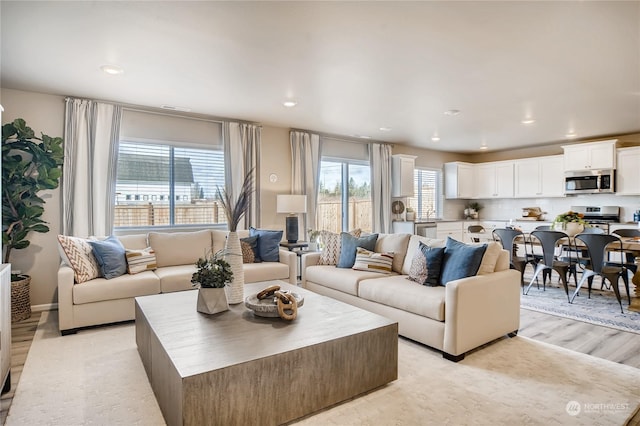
611, 228, 640, 277
572, 233, 630, 313
492, 228, 531, 287
561, 226, 605, 283
524, 230, 573, 300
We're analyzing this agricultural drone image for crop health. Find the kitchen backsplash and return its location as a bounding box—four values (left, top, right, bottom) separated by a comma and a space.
453, 194, 640, 223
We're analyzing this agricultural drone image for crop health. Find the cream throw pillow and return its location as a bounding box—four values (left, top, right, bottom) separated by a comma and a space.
318, 229, 361, 265
477, 241, 502, 275
57, 235, 101, 284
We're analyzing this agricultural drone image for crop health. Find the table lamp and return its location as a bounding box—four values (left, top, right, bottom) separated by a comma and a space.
277, 194, 307, 243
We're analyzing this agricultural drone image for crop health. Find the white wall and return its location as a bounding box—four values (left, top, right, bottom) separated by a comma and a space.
1, 88, 66, 308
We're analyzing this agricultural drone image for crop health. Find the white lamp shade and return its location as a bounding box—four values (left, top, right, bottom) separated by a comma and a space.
277, 194, 307, 214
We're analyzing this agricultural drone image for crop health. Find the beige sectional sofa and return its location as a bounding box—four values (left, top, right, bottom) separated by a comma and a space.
58, 229, 297, 335
301, 233, 521, 361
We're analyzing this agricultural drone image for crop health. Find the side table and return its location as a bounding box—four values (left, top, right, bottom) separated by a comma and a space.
280, 242, 316, 281
279, 241, 309, 252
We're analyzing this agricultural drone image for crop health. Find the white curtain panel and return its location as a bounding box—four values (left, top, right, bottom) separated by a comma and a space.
290, 131, 321, 239
63, 98, 122, 237
370, 143, 393, 234
225, 122, 261, 229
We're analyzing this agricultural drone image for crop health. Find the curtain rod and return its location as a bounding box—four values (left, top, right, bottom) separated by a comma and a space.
290, 127, 394, 147
64, 96, 261, 127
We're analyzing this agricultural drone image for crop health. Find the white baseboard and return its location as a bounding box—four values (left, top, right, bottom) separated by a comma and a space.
31, 303, 58, 312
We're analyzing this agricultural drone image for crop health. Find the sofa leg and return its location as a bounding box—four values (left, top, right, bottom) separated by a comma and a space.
443, 352, 465, 362
507, 330, 519, 338
61, 328, 78, 336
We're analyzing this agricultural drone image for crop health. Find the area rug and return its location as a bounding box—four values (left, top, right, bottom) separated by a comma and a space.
520, 280, 640, 335
6, 312, 640, 425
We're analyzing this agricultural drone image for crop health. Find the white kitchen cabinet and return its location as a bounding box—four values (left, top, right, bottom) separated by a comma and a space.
391, 154, 416, 197
436, 221, 463, 241
444, 162, 474, 199
514, 155, 564, 198
616, 147, 640, 195
475, 161, 514, 199
539, 155, 565, 197
392, 220, 415, 234
562, 139, 617, 171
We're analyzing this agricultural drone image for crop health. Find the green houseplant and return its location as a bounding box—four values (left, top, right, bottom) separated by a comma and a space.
191, 249, 234, 314
191, 250, 234, 289
2, 118, 63, 322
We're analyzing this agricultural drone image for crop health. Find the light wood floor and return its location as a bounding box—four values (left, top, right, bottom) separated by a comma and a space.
0, 312, 41, 425
1, 308, 639, 425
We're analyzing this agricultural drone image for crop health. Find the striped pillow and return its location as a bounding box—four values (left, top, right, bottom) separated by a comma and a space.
125, 247, 157, 274
352, 247, 394, 274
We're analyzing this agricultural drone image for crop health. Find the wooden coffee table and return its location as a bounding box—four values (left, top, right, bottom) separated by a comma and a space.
135, 281, 398, 426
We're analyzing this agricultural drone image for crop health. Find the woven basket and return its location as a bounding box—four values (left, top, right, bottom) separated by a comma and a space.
11, 275, 31, 323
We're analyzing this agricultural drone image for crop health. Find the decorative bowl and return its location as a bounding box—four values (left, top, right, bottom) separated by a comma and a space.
244, 292, 304, 318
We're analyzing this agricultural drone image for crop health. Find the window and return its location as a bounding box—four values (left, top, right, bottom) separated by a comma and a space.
114, 141, 225, 228
407, 168, 442, 220
317, 159, 371, 233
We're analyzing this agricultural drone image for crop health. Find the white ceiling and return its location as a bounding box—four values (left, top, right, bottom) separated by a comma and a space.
1, 1, 639, 153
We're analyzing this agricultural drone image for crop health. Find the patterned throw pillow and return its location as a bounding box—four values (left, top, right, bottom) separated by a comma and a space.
57, 235, 101, 284
406, 242, 445, 286
240, 236, 257, 264
125, 247, 158, 274
407, 247, 428, 284
317, 229, 361, 266
352, 247, 394, 274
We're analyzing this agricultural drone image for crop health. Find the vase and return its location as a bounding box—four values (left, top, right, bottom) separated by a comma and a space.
224, 231, 245, 304
554, 222, 584, 237
196, 287, 229, 314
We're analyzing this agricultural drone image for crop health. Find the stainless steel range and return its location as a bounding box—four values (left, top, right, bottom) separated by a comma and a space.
570, 205, 620, 233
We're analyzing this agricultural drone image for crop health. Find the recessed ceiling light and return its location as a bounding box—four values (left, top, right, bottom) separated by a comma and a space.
444, 109, 461, 116
565, 132, 577, 139
100, 64, 124, 75
479, 145, 488, 151
282, 100, 298, 108
351, 134, 371, 139
431, 136, 440, 142
379, 127, 392, 132
521, 119, 536, 125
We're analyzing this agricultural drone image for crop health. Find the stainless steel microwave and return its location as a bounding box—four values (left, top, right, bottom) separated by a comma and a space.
564, 170, 615, 194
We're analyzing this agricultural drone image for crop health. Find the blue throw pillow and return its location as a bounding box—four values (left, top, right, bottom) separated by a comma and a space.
88, 236, 127, 279
249, 228, 283, 262
419, 242, 445, 287
440, 237, 487, 285
337, 233, 379, 268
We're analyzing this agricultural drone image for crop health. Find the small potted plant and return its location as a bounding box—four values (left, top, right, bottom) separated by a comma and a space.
464, 202, 482, 219
191, 250, 234, 314
553, 210, 588, 236
308, 229, 321, 251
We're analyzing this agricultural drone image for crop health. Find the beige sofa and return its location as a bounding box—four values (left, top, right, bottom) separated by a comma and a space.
301, 233, 521, 361
58, 229, 297, 335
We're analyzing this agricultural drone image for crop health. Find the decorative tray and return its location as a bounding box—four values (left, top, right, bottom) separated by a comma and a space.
244, 292, 305, 318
